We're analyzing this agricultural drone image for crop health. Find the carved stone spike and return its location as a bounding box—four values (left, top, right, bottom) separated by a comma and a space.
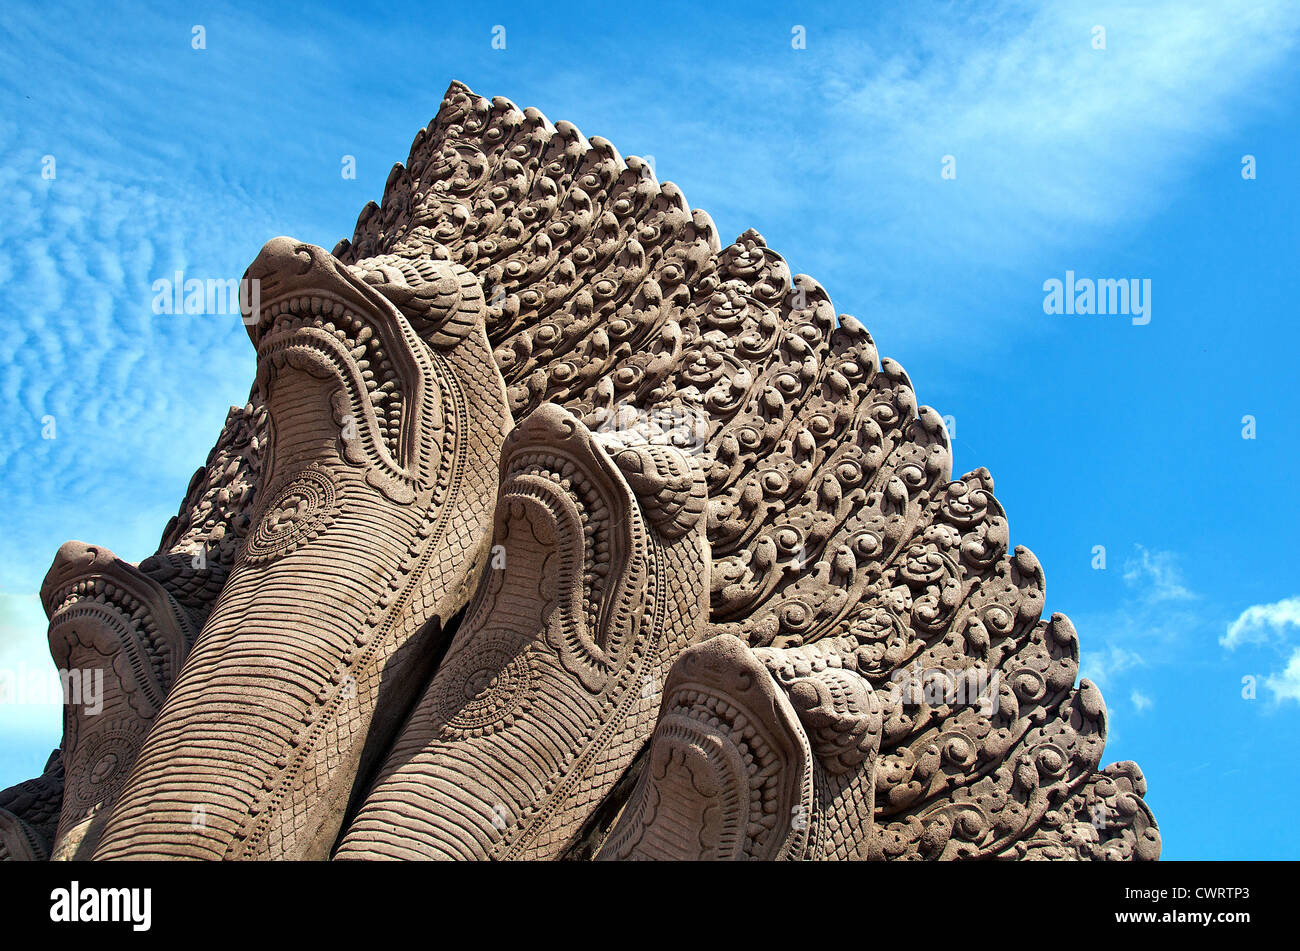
1005, 760, 1160, 861
334, 404, 709, 860
39, 541, 196, 859
92, 238, 511, 860
324, 79, 1160, 859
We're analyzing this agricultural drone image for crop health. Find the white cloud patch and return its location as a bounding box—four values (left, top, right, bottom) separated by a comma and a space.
1264, 649, 1300, 705
853, 3, 1293, 243
1223, 598, 1300, 709
1, 1, 1297, 787
1130, 689, 1154, 713
812, 1, 1300, 263
1221, 596, 1300, 650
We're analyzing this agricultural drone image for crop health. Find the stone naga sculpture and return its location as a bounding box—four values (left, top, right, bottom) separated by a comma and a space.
0, 398, 267, 861
91, 238, 512, 860
0, 81, 1159, 862
336, 403, 710, 859
596, 633, 884, 860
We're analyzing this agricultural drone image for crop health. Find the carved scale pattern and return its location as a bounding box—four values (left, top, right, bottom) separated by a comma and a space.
597, 631, 888, 862
3, 80, 1158, 861
0, 398, 262, 862
334, 405, 710, 860
38, 540, 197, 859
92, 240, 511, 861
329, 81, 1157, 860
0, 750, 62, 859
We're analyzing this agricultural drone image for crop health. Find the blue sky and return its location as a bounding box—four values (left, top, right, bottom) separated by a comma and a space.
1, 0, 1296, 859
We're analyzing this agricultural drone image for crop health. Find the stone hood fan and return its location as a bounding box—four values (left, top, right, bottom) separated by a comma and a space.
0, 81, 1159, 862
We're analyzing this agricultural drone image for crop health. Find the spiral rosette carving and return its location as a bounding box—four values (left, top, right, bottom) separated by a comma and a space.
1005, 761, 1161, 861
335, 404, 710, 860
0, 383, 266, 861
242, 465, 340, 565
337, 84, 936, 659
327, 80, 1155, 860
826, 466, 1151, 860
432, 630, 536, 739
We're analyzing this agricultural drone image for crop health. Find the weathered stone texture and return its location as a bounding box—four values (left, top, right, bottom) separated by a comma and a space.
0, 81, 1157, 862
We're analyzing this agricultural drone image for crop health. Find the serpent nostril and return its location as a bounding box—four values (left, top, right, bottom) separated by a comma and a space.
51, 539, 98, 573
247, 236, 317, 282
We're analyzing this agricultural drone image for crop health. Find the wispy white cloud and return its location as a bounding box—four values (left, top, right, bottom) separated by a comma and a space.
1222, 597, 1300, 707
1130, 688, 1154, 713
1080, 641, 1145, 689
626, 0, 1300, 348
1222, 596, 1300, 650
1077, 545, 1197, 691
1, 2, 1297, 810
806, 1, 1300, 266
0, 148, 259, 591
1123, 545, 1196, 603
